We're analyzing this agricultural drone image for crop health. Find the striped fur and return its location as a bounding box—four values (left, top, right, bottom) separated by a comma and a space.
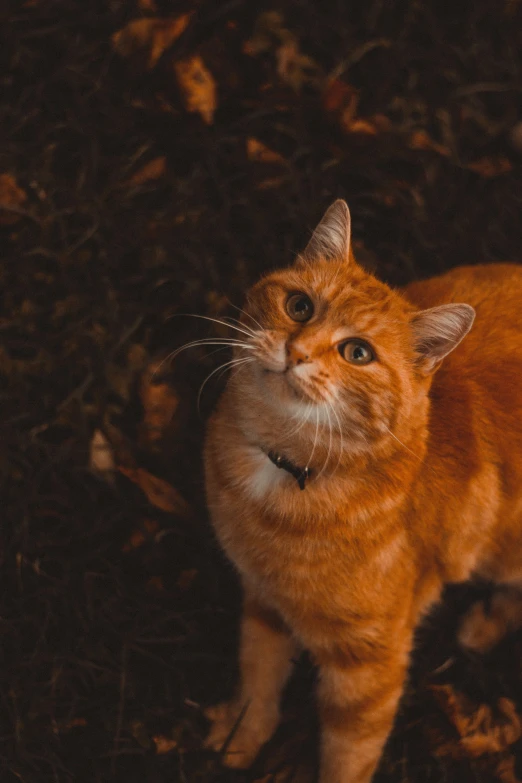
204, 201, 522, 782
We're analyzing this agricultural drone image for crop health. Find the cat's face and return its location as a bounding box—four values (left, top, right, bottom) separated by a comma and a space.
242, 259, 417, 442
235, 201, 474, 449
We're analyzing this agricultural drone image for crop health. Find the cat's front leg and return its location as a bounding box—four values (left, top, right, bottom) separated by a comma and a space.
316, 643, 410, 783
205, 590, 297, 768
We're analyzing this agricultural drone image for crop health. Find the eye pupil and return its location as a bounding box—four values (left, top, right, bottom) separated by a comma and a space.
286, 293, 314, 323
353, 345, 365, 360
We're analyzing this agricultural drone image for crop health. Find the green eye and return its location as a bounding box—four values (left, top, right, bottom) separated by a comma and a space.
286, 292, 314, 323
339, 339, 375, 365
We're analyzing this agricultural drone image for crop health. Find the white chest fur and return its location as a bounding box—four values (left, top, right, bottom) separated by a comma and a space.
241, 447, 289, 501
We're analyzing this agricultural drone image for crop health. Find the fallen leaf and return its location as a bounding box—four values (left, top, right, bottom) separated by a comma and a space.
153, 735, 178, 754
430, 685, 521, 759
348, 118, 380, 136
323, 80, 390, 137
123, 528, 146, 552
177, 568, 198, 591
323, 79, 358, 121
122, 519, 160, 552
256, 175, 287, 191
247, 138, 285, 164
119, 465, 189, 514
466, 156, 512, 178
410, 130, 451, 157
138, 0, 157, 11
174, 56, 217, 124
276, 41, 322, 91
0, 173, 27, 225
112, 15, 191, 69
497, 755, 522, 783
89, 429, 115, 476
125, 156, 166, 187
243, 11, 290, 56
139, 360, 180, 446
371, 114, 393, 132
244, 11, 322, 91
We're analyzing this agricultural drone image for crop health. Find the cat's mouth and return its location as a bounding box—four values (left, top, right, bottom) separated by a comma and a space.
262, 366, 324, 404
286, 370, 324, 402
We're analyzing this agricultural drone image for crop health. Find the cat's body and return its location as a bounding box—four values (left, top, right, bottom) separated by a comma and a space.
204, 202, 522, 783
405, 264, 522, 587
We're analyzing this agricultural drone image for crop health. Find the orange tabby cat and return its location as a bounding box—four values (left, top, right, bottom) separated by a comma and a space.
203, 200, 522, 783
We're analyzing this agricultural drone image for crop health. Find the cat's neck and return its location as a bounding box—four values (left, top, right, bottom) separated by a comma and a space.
224, 371, 429, 486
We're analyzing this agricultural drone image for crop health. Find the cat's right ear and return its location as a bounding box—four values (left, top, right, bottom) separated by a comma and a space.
300, 199, 351, 263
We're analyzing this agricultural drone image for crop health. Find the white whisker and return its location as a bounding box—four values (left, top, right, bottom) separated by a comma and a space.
230, 358, 255, 385
306, 406, 320, 472
316, 402, 333, 481
227, 302, 265, 333
211, 359, 252, 388
204, 345, 239, 359
329, 401, 345, 476
281, 402, 313, 448
152, 339, 253, 379
181, 313, 258, 340
222, 315, 259, 337
280, 402, 314, 442
197, 357, 254, 413
382, 424, 421, 461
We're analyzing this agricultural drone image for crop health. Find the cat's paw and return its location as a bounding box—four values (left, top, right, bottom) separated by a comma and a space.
204, 700, 279, 769
458, 599, 505, 653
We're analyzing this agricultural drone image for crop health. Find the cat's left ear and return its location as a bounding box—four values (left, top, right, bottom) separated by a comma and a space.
301, 199, 351, 263
410, 303, 475, 374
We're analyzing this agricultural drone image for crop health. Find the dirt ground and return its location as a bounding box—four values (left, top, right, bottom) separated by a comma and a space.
2, 1, 522, 781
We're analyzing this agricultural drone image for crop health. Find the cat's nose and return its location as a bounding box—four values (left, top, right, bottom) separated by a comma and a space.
286, 345, 309, 369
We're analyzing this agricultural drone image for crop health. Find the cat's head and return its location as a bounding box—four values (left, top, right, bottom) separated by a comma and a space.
236, 200, 474, 449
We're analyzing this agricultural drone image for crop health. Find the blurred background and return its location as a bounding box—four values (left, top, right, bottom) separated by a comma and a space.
1, 1, 522, 781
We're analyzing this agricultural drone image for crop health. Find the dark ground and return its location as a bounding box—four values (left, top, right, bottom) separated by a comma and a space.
2, 1, 522, 781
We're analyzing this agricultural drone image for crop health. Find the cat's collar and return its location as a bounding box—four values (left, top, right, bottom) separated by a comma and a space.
267, 450, 311, 490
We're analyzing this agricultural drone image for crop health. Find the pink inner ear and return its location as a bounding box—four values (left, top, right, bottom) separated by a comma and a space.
301, 200, 352, 263
411, 303, 475, 369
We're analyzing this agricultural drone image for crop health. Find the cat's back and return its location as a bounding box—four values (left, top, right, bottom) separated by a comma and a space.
404, 264, 522, 582
404, 263, 522, 497
404, 263, 522, 372
403, 263, 522, 336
